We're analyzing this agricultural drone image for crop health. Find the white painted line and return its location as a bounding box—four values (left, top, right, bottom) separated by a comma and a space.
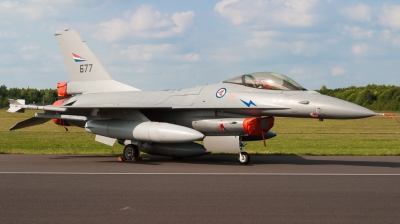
1, 172, 400, 176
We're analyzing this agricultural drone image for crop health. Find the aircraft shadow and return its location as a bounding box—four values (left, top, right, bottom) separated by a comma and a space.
89, 154, 400, 168
256, 155, 400, 168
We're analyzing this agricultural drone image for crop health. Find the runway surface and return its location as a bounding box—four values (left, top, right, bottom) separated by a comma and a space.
1, 154, 400, 223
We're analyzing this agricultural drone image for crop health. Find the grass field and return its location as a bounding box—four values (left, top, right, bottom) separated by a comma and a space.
0, 109, 399, 155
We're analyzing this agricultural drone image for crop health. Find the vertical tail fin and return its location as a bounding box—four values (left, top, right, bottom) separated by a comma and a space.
55, 29, 111, 82
54, 29, 140, 94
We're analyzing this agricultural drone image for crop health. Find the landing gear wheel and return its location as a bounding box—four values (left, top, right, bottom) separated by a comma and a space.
239, 152, 250, 165
123, 144, 139, 161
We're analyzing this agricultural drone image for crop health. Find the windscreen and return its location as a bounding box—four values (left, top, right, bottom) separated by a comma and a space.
223, 72, 307, 91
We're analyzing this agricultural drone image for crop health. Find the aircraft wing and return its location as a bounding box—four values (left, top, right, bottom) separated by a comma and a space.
63, 103, 174, 109
58, 91, 290, 110
61, 103, 289, 110
169, 104, 290, 110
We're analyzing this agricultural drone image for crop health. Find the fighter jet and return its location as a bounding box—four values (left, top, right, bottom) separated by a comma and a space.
7, 29, 376, 164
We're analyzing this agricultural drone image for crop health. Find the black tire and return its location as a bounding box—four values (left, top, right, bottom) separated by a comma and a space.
123, 144, 139, 161
238, 152, 250, 165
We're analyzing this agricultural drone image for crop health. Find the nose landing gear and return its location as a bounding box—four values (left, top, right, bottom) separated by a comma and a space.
239, 151, 250, 165
238, 139, 250, 165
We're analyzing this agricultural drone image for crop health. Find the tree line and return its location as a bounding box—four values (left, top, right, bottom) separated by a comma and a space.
318, 84, 400, 111
0, 84, 399, 111
0, 85, 58, 107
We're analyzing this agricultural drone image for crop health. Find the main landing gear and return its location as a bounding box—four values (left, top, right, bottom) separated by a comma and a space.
122, 144, 142, 162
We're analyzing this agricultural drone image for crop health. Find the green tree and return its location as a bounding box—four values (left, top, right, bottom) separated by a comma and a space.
355, 89, 375, 106
0, 85, 7, 97
319, 85, 328, 95
316, 84, 400, 111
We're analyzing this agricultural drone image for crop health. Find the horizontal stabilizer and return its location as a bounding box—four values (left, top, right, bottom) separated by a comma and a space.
9, 117, 51, 131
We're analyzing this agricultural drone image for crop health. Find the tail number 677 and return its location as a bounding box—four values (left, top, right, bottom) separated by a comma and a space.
80, 64, 93, 73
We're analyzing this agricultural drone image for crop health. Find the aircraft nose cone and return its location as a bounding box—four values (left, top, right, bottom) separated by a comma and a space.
317, 95, 376, 119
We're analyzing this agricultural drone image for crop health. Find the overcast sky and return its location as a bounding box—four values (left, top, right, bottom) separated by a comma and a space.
1, 0, 399, 91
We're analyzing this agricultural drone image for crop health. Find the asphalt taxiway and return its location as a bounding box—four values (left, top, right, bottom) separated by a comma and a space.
1, 154, 400, 223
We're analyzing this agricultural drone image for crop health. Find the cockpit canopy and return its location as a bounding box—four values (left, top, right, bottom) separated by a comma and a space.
223, 72, 307, 91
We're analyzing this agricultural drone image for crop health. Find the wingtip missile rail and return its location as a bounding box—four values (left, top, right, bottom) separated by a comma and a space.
7, 99, 68, 113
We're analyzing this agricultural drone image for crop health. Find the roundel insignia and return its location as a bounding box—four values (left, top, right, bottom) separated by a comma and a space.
216, 88, 227, 98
